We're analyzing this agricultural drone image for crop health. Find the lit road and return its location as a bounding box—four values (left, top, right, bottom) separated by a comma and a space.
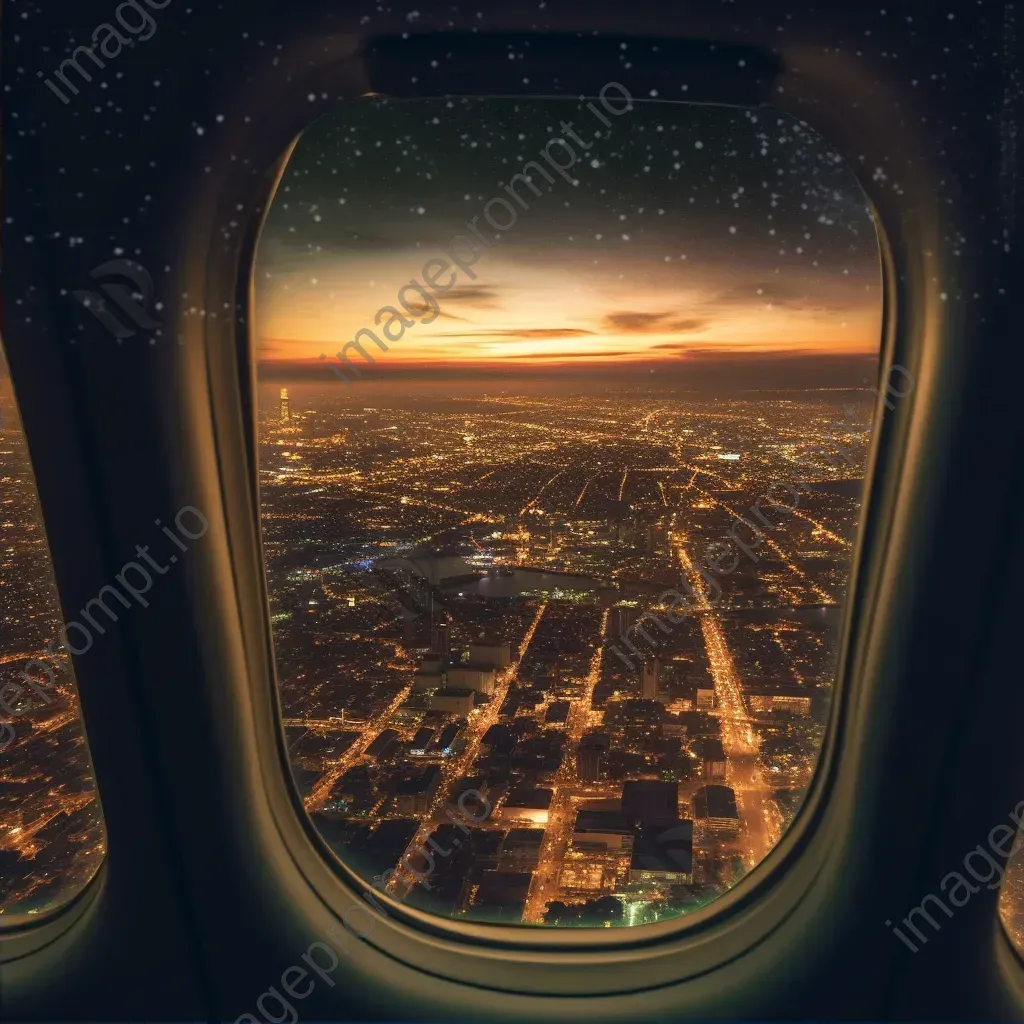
282, 716, 359, 730
521, 470, 568, 516
673, 534, 781, 868
688, 484, 832, 605
0, 651, 53, 666
785, 506, 852, 550
389, 602, 549, 895
522, 609, 608, 924
574, 475, 597, 509
305, 681, 414, 813
0, 790, 95, 859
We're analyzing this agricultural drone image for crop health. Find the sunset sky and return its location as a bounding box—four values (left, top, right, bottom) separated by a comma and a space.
255, 97, 881, 379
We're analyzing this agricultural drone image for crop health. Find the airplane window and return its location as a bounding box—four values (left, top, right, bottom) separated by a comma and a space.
254, 95, 883, 927
1000, 821, 1024, 955
0, 350, 106, 918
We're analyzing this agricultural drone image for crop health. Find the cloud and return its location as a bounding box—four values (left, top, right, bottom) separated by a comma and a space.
442, 285, 503, 308
434, 328, 597, 340
665, 318, 709, 332
603, 311, 674, 333
514, 350, 637, 360
601, 311, 710, 335
679, 347, 876, 364
400, 296, 469, 322
650, 342, 697, 352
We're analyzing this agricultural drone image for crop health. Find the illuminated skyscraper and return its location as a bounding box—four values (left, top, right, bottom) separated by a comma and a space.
641, 657, 661, 700
279, 388, 290, 422
613, 603, 639, 635
432, 620, 451, 661
578, 733, 610, 783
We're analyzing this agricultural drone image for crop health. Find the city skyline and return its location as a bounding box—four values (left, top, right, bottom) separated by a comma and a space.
253, 380, 867, 926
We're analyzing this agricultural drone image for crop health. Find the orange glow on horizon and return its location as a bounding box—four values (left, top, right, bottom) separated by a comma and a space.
256, 253, 881, 368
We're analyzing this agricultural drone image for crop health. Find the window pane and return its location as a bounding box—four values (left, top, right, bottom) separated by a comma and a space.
1001, 823, 1024, 953
0, 356, 106, 917
255, 96, 882, 927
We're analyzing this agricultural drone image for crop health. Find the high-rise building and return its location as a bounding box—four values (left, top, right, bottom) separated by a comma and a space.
469, 640, 512, 669
577, 732, 610, 783
613, 604, 640, 636
279, 387, 290, 422
693, 784, 740, 838
447, 665, 496, 696
629, 820, 694, 885
432, 688, 476, 716
432, 620, 451, 660
622, 780, 679, 828
698, 737, 727, 781
641, 657, 661, 700
696, 685, 715, 710
578, 745, 601, 784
